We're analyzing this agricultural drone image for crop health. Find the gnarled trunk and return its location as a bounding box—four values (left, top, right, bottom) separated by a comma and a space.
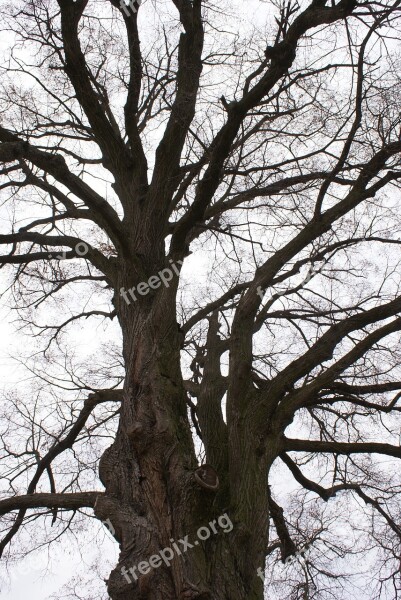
94, 259, 269, 600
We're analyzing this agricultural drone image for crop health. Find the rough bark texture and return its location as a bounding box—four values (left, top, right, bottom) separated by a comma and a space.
92, 247, 267, 599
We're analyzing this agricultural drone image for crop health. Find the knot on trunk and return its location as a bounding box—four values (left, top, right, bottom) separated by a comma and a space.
194, 464, 219, 491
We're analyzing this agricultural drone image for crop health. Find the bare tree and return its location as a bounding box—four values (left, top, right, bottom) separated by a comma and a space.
0, 0, 401, 598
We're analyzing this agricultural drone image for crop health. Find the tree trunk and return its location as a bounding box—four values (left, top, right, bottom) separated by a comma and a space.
93, 258, 268, 599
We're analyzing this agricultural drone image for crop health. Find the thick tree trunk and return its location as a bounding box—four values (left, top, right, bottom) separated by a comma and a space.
94, 257, 268, 600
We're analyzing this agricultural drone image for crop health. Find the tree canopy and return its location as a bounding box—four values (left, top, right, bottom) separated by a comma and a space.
0, 0, 401, 599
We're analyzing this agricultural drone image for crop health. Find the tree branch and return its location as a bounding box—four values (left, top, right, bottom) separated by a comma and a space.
283, 437, 401, 459
0, 492, 102, 516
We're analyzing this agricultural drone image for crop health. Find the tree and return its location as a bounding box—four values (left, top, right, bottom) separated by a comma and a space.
0, 0, 401, 598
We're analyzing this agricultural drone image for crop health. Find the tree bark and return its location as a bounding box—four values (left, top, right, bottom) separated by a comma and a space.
93, 258, 268, 599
